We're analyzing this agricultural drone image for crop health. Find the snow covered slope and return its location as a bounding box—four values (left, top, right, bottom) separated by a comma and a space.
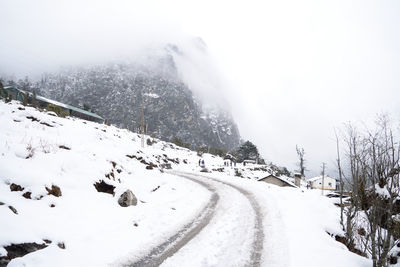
0, 100, 371, 267
0, 100, 216, 266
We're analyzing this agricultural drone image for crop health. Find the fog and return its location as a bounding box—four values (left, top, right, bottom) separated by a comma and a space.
1, 0, 400, 176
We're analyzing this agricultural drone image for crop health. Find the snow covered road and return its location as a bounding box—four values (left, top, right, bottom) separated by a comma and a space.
123, 171, 264, 267
121, 173, 219, 267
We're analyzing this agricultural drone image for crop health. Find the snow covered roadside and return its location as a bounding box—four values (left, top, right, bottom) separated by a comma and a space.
186, 171, 372, 267
0, 101, 211, 266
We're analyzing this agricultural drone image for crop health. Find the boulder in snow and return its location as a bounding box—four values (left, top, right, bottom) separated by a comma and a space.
118, 190, 137, 207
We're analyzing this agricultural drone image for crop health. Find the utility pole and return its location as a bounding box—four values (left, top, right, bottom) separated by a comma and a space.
321, 162, 326, 196
141, 100, 145, 148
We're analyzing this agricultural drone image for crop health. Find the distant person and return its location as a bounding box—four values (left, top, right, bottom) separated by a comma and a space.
243, 161, 246, 166
201, 159, 205, 167
199, 159, 201, 166
234, 161, 236, 167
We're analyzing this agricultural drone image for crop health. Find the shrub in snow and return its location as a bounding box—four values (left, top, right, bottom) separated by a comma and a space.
45, 185, 62, 197
10, 183, 24, 192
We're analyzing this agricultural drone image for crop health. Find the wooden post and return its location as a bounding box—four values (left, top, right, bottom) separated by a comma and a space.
321, 162, 326, 195
141, 100, 145, 148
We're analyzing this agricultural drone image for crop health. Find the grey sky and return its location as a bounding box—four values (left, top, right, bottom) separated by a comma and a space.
1, 0, 400, 176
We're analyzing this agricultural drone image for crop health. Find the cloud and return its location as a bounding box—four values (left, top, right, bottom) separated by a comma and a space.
0, 0, 184, 76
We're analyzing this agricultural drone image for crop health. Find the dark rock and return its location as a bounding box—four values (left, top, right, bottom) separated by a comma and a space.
200, 168, 209, 173
57, 242, 65, 249
0, 242, 48, 265
133, 222, 139, 227
358, 228, 366, 236
111, 161, 117, 168
8, 206, 18, 214
333, 233, 367, 257
58, 145, 71, 150
390, 256, 398, 265
94, 180, 115, 195
43, 239, 52, 244
160, 163, 172, 169
40, 122, 54, 127
50, 204, 55, 208
22, 191, 32, 199
0, 202, 4, 205
146, 165, 153, 170
118, 190, 137, 207
26, 116, 39, 122
45, 185, 62, 197
151, 186, 160, 192
10, 183, 24, 192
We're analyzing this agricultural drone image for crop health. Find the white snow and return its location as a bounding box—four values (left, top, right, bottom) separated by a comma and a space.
144, 93, 160, 99
0, 100, 372, 266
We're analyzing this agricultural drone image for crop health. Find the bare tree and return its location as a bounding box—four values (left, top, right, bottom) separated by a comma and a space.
296, 145, 306, 177
339, 115, 400, 267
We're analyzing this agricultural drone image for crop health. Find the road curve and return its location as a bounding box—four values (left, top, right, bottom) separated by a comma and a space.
171, 171, 264, 267
121, 175, 219, 267
122, 171, 264, 267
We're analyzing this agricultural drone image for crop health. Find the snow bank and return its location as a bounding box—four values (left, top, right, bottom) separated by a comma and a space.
201, 172, 372, 267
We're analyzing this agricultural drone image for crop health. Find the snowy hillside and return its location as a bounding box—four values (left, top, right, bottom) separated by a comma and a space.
7, 39, 241, 151
0, 100, 370, 267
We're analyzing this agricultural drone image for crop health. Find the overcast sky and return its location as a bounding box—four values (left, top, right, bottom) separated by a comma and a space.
1, 0, 400, 176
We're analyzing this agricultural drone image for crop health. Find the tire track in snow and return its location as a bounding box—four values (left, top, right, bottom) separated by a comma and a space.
172, 171, 264, 267
121, 175, 219, 267
122, 171, 264, 267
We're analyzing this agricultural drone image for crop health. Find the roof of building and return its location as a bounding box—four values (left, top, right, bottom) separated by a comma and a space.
5, 86, 104, 120
308, 175, 337, 182
224, 153, 236, 160
36, 95, 104, 120
258, 174, 298, 188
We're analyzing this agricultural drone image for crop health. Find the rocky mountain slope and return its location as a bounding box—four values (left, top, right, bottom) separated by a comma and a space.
24, 42, 241, 151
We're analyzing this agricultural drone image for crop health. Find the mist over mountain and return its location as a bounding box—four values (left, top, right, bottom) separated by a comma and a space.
3, 40, 241, 151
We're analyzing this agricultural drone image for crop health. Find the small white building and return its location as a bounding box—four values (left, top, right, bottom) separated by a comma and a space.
308, 176, 337, 190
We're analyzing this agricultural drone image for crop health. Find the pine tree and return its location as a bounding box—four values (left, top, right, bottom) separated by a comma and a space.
235, 140, 260, 162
